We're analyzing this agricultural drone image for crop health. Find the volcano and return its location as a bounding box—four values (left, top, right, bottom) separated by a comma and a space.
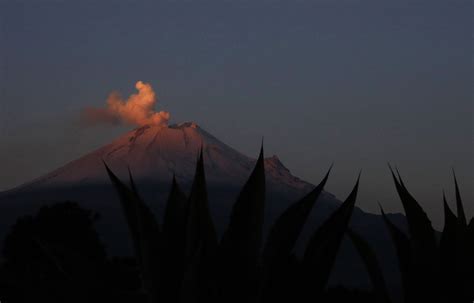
0, 122, 341, 252
0, 122, 405, 293
9, 121, 317, 195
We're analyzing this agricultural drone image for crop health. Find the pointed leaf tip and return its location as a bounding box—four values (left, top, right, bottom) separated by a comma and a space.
103, 160, 111, 171
378, 202, 385, 215
452, 169, 466, 226
442, 191, 452, 215
196, 146, 205, 169
387, 163, 396, 178
388, 164, 403, 190
258, 142, 264, 160
349, 172, 361, 195
395, 167, 406, 187
127, 167, 139, 195
321, 163, 333, 184
104, 161, 120, 183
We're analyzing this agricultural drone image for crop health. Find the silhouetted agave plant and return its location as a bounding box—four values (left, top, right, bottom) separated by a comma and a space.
105, 146, 363, 303
374, 166, 474, 303
105, 151, 473, 303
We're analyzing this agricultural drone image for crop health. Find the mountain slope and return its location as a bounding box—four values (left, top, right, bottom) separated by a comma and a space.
9, 122, 315, 195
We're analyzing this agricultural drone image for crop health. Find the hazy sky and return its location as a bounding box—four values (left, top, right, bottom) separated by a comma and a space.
0, 0, 472, 227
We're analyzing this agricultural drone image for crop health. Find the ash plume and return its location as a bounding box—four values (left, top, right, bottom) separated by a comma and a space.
82, 81, 170, 127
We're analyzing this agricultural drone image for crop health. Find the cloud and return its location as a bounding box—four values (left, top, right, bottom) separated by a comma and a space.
81, 81, 170, 127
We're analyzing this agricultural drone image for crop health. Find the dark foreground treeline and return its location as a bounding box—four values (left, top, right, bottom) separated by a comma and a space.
0, 147, 472, 303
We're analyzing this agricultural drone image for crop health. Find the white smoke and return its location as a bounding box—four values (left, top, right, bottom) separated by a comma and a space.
82, 81, 170, 127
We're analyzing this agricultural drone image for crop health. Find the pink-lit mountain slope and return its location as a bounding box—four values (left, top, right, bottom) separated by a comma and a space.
9, 122, 319, 196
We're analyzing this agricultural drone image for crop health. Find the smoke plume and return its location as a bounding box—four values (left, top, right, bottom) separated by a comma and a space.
82, 81, 170, 127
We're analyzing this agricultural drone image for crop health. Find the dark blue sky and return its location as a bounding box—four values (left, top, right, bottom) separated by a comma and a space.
0, 0, 472, 226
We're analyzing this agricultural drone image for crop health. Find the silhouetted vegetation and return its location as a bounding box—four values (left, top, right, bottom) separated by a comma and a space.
104, 147, 357, 302
380, 167, 474, 303
0, 150, 472, 303
0, 202, 145, 303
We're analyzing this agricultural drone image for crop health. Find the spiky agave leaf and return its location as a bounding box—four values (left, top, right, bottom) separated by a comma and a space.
106, 164, 164, 302
183, 148, 218, 302
468, 217, 474, 267
440, 192, 457, 261
469, 218, 474, 268
220, 145, 266, 258
261, 165, 331, 301
128, 168, 163, 303
218, 145, 266, 302
104, 166, 165, 302
184, 148, 218, 261
388, 165, 438, 265
127, 166, 139, 196
449, 173, 474, 302
467, 217, 474, 257
104, 162, 142, 266
389, 166, 441, 302
163, 175, 189, 302
468, 218, 474, 268
135, 203, 163, 303
452, 170, 467, 227
263, 164, 332, 264
346, 228, 392, 303
379, 205, 411, 302
163, 175, 188, 247
467, 218, 474, 301
439, 192, 462, 302
163, 175, 188, 259
302, 174, 360, 299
